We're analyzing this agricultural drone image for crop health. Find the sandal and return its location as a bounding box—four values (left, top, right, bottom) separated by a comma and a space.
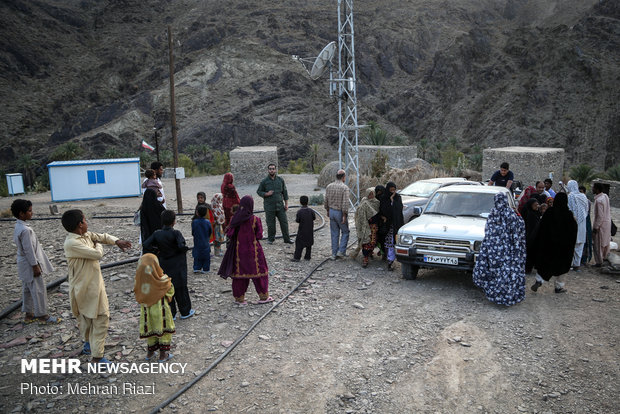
158, 353, 174, 363
179, 309, 195, 319
256, 296, 274, 304
38, 316, 61, 325
235, 301, 248, 307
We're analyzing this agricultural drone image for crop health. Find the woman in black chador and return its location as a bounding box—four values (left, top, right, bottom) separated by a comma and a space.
531, 192, 577, 293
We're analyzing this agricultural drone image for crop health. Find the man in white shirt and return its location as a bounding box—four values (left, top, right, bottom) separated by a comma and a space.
150, 161, 166, 208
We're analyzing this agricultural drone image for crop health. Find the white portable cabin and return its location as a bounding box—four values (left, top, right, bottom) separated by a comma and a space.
47, 158, 141, 202
6, 173, 25, 195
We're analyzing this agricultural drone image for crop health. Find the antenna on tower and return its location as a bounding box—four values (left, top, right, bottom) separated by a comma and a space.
294, 41, 336, 80
296, 0, 361, 208
334, 0, 361, 208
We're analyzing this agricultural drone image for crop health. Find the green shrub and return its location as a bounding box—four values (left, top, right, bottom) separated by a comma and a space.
370, 150, 389, 178
441, 145, 465, 174
51, 142, 84, 161
418, 138, 428, 160
0, 174, 8, 197
207, 151, 230, 175
569, 164, 598, 188
308, 194, 324, 206
605, 164, 620, 181
139, 152, 156, 170
104, 148, 131, 158
363, 121, 388, 145
32, 172, 49, 192
466, 145, 483, 171
287, 159, 308, 174
178, 154, 197, 177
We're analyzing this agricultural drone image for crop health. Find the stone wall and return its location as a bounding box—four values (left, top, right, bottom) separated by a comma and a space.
482, 147, 564, 191
358, 145, 418, 175
591, 179, 620, 208
230, 146, 278, 186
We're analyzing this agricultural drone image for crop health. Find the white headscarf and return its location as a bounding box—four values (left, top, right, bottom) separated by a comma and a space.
566, 180, 588, 242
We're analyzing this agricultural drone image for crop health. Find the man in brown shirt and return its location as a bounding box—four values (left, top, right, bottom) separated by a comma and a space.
324, 169, 350, 259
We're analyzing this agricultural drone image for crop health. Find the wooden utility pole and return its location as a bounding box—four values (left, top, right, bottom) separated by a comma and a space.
168, 25, 183, 213
153, 127, 160, 162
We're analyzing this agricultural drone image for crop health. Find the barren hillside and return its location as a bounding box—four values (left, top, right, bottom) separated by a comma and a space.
0, 0, 618, 179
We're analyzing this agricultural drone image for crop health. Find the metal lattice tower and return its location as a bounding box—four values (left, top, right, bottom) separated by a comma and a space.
333, 0, 360, 207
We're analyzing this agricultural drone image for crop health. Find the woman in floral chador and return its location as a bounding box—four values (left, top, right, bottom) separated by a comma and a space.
210, 193, 226, 256
473, 192, 526, 306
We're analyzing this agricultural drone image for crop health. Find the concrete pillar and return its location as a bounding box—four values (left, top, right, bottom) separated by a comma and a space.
483, 147, 564, 191
230, 146, 278, 186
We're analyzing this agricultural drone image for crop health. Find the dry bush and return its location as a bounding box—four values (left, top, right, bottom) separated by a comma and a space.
378, 165, 444, 188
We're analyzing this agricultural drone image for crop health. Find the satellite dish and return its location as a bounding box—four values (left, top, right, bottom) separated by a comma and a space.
309, 41, 336, 80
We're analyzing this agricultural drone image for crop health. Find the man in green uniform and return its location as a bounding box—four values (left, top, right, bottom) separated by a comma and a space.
257, 163, 293, 244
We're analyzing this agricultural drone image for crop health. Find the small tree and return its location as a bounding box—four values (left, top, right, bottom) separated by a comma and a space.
467, 145, 483, 171
178, 154, 197, 177
51, 142, 84, 161
287, 159, 307, 174
17, 154, 38, 188
309, 143, 320, 173
370, 150, 389, 177
208, 151, 230, 175
418, 138, 428, 160
605, 163, 620, 181
104, 148, 131, 158
569, 164, 597, 188
363, 121, 388, 145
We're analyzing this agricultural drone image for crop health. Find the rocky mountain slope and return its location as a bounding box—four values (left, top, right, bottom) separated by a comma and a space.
0, 0, 618, 178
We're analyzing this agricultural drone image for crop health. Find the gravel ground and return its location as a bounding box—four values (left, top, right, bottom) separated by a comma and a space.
0, 174, 618, 414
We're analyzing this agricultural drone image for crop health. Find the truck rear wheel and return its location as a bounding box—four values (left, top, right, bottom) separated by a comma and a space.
402, 263, 419, 280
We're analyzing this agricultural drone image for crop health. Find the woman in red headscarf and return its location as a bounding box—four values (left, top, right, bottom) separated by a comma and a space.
517, 186, 536, 216
221, 173, 240, 228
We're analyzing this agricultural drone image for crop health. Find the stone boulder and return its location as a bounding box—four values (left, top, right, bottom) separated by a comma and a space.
318, 161, 340, 188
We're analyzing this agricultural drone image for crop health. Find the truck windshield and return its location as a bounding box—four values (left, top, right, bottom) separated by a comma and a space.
399, 181, 442, 197
424, 192, 497, 217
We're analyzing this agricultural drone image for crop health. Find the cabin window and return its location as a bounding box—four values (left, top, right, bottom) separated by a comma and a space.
87, 169, 105, 184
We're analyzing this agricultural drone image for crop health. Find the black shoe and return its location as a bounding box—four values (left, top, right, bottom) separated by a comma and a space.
267, 240, 274, 245
290, 258, 300, 262
531, 281, 542, 292
554, 287, 567, 294
284, 240, 294, 244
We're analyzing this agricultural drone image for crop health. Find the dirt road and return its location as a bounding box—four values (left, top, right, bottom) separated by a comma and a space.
0, 175, 618, 413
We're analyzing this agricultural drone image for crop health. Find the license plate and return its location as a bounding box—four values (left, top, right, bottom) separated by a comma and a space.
423, 255, 458, 265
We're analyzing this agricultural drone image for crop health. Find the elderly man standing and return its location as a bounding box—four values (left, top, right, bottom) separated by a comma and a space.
325, 169, 350, 260
257, 163, 293, 244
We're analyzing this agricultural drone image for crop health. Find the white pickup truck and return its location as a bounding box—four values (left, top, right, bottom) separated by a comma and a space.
395, 185, 516, 279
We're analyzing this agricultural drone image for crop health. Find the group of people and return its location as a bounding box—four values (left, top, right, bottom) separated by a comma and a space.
343, 175, 405, 270
12, 199, 133, 363
473, 165, 613, 306
11, 160, 614, 365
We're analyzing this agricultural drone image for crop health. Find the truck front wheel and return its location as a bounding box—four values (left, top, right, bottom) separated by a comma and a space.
402, 263, 419, 280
